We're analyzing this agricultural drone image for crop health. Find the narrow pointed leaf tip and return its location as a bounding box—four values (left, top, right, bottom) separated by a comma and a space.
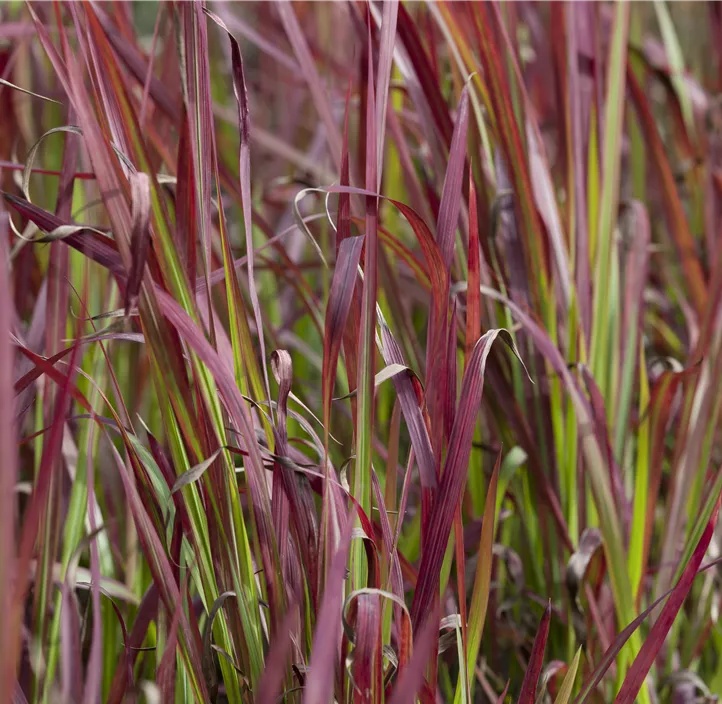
614, 495, 722, 703
411, 329, 529, 628
517, 602, 552, 704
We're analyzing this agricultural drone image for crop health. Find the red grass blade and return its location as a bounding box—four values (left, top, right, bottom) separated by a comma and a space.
517, 603, 552, 704
572, 557, 722, 703
465, 167, 481, 362
374, 0, 399, 189
107, 586, 159, 704
271, 349, 320, 605
379, 321, 436, 494
303, 508, 356, 704
4, 194, 124, 278
353, 591, 382, 703
0, 211, 18, 691
411, 330, 521, 629
614, 495, 722, 703
388, 606, 439, 704
436, 86, 469, 272
322, 236, 365, 432
256, 604, 298, 703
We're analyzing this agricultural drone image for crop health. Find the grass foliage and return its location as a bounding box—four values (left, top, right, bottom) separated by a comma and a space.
2, 2, 722, 702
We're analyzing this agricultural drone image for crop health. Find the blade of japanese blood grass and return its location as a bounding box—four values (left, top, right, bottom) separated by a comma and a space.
176, 112, 197, 284
204, 9, 272, 410
256, 604, 299, 704
270, 350, 320, 608
615, 496, 722, 703
517, 603, 552, 704
455, 453, 501, 704
303, 508, 356, 704
496, 682, 510, 704
566, 3, 592, 340
465, 168, 481, 363
180, 3, 217, 344
573, 554, 722, 703
330, 89, 363, 503
375, 0, 398, 190
410, 330, 524, 630
628, 345, 650, 602
388, 606, 440, 704
270, 350, 291, 577
106, 585, 159, 704
124, 171, 151, 315
157, 574, 184, 702
627, 66, 707, 317
447, 301, 467, 698
321, 220, 360, 587
354, 29, 379, 588
427, 86, 468, 435
0, 76, 60, 104
588, 1, 630, 402
3, 194, 124, 278
0, 213, 18, 691
353, 591, 383, 704
337, 84, 355, 250
323, 236, 366, 435
378, 322, 437, 497
170, 447, 225, 494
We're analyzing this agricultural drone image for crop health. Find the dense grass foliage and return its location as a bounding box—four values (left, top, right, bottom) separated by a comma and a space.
2, 2, 722, 702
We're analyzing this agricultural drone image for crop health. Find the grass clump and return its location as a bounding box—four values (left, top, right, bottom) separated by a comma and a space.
2, 2, 722, 702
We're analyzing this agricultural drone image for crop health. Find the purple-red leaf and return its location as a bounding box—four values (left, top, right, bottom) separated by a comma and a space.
388, 606, 439, 704
517, 603, 552, 704
256, 604, 298, 704
0, 211, 18, 692
322, 236, 365, 431
303, 508, 356, 704
436, 86, 469, 271
411, 330, 521, 629
614, 496, 722, 703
